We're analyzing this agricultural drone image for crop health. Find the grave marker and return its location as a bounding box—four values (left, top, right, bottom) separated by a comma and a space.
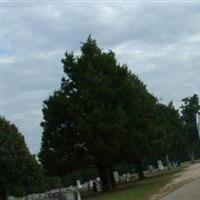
157, 160, 164, 170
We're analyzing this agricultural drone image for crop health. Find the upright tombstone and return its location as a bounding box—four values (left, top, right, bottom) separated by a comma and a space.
126, 173, 130, 182
95, 178, 102, 192
148, 165, 154, 173
64, 191, 75, 200
76, 191, 81, 200
157, 160, 164, 170
76, 180, 82, 189
27, 194, 34, 200
122, 174, 126, 181
88, 179, 94, 190
113, 171, 120, 182
76, 180, 82, 200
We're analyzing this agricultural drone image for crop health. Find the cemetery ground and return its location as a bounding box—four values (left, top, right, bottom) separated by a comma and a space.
84, 162, 200, 200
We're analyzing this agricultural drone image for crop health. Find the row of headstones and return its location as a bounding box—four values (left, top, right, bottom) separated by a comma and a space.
7, 187, 80, 200
148, 160, 165, 172
7, 178, 102, 200
113, 171, 138, 183
7, 161, 167, 200
149, 160, 179, 172
76, 172, 137, 193
7, 173, 133, 200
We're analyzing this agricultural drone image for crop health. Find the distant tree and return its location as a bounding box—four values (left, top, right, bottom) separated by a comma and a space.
122, 73, 157, 179
165, 102, 187, 161
0, 117, 44, 200
181, 94, 200, 163
154, 102, 187, 164
126, 100, 186, 177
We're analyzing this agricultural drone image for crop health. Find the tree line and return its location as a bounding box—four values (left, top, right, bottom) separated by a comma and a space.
0, 36, 199, 199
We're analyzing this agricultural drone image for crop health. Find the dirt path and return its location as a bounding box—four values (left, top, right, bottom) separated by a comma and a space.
151, 163, 200, 200
160, 178, 200, 200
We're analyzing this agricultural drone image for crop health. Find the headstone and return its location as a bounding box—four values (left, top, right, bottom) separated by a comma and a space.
50, 191, 60, 200
76, 180, 82, 200
113, 171, 120, 182
157, 160, 164, 170
88, 179, 93, 190
7, 197, 15, 200
64, 192, 75, 200
119, 174, 126, 182
69, 186, 74, 190
76, 191, 81, 200
95, 178, 102, 192
76, 180, 82, 189
148, 165, 154, 172
126, 173, 130, 182
130, 173, 137, 180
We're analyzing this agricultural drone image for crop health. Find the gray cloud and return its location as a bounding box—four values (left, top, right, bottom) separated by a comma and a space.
2, 1, 200, 153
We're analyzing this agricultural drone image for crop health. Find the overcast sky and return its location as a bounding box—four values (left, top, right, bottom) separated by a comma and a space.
2, 1, 200, 154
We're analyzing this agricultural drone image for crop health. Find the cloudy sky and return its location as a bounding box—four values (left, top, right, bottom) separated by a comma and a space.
1, 1, 200, 154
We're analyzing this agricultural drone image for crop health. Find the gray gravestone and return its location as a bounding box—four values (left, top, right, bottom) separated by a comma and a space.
157, 160, 164, 170
148, 165, 154, 172
113, 171, 120, 182
7, 197, 15, 200
126, 173, 130, 182
64, 192, 75, 200
95, 178, 102, 192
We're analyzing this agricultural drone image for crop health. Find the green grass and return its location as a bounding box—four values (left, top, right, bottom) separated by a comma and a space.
84, 166, 186, 200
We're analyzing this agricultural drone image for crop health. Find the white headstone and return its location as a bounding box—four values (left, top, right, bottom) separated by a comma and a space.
148, 165, 154, 172
88, 179, 93, 189
76, 180, 82, 189
157, 160, 164, 170
65, 192, 75, 200
76, 191, 81, 200
113, 171, 120, 182
126, 173, 130, 182
120, 174, 126, 182
95, 178, 102, 192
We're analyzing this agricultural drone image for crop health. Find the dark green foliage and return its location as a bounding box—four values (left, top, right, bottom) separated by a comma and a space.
181, 94, 200, 162
39, 92, 84, 176
61, 168, 98, 186
40, 36, 134, 190
0, 117, 45, 199
42, 176, 62, 191
154, 102, 187, 161
40, 36, 154, 190
114, 160, 136, 174
39, 36, 188, 191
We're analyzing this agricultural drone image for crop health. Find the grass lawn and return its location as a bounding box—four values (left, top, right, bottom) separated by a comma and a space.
84, 166, 186, 200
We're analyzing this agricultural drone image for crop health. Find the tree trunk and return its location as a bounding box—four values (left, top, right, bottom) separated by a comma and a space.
97, 166, 112, 191
109, 167, 117, 189
166, 154, 171, 170
0, 193, 7, 200
190, 148, 195, 164
135, 159, 145, 180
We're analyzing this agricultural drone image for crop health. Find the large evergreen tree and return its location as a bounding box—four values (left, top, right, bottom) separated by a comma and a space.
40, 36, 159, 190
